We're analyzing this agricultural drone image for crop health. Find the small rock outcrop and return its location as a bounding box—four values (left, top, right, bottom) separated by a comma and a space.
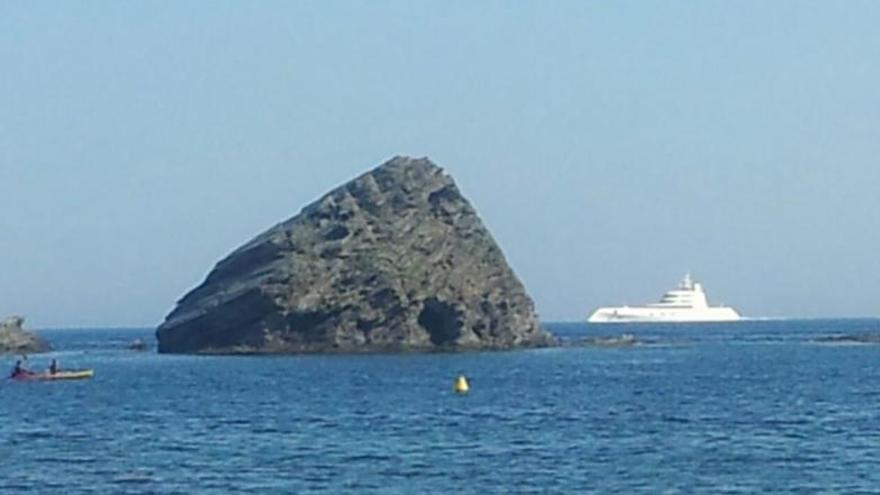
127, 338, 150, 351
814, 334, 880, 344
579, 334, 639, 347
0, 316, 51, 354
157, 156, 554, 354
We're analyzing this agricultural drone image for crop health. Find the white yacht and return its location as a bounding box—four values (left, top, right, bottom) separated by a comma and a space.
588, 274, 741, 323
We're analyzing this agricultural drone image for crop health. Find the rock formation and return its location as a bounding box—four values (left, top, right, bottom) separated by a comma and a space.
0, 316, 51, 354
814, 334, 880, 344
127, 338, 150, 351
577, 334, 639, 347
157, 156, 554, 354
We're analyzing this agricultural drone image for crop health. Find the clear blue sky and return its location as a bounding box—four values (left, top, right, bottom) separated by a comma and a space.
2, 2, 879, 327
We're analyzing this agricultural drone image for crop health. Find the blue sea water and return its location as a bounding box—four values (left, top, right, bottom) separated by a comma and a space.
2, 319, 880, 494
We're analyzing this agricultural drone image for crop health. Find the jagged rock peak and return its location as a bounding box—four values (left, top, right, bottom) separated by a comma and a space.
0, 316, 51, 354
156, 155, 554, 354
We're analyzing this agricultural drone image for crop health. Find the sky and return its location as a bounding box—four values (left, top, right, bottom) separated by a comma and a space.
2, 1, 879, 327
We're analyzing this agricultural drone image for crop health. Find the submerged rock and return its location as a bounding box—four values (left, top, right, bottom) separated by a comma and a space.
0, 316, 51, 354
157, 156, 554, 354
570, 334, 640, 348
813, 334, 880, 344
128, 338, 150, 351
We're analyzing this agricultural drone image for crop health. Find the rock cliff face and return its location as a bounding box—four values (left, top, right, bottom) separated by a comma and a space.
157, 156, 553, 354
0, 316, 51, 354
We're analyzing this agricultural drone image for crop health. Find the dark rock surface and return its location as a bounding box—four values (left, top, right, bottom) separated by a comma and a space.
576, 334, 639, 347
157, 156, 554, 354
814, 334, 880, 344
128, 338, 150, 351
0, 316, 51, 354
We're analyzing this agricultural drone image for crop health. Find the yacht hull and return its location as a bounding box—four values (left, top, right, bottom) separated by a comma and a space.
588, 306, 740, 323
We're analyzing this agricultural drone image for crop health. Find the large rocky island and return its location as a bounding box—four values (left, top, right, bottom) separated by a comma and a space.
157, 156, 554, 354
0, 316, 51, 354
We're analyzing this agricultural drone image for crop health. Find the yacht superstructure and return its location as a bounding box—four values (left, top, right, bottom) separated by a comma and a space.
588, 274, 741, 323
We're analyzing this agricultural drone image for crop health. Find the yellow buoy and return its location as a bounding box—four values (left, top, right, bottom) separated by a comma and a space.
453, 375, 469, 394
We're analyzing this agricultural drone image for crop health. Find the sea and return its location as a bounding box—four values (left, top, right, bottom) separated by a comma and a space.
1, 319, 879, 494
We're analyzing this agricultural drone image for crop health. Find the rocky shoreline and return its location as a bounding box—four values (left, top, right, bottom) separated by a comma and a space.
0, 316, 51, 354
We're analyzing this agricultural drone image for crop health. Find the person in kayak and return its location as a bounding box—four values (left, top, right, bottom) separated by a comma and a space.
10, 360, 25, 378
49, 359, 58, 374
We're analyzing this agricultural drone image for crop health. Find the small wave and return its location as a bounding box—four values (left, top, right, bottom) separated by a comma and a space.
250, 426, 281, 434
14, 429, 54, 440
342, 452, 394, 463
217, 418, 251, 426
661, 415, 691, 424
1, 483, 39, 492
159, 443, 200, 453
32, 456, 98, 464
112, 472, 155, 484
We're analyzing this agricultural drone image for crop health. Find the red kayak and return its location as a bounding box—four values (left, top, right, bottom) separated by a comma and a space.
11, 369, 94, 381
